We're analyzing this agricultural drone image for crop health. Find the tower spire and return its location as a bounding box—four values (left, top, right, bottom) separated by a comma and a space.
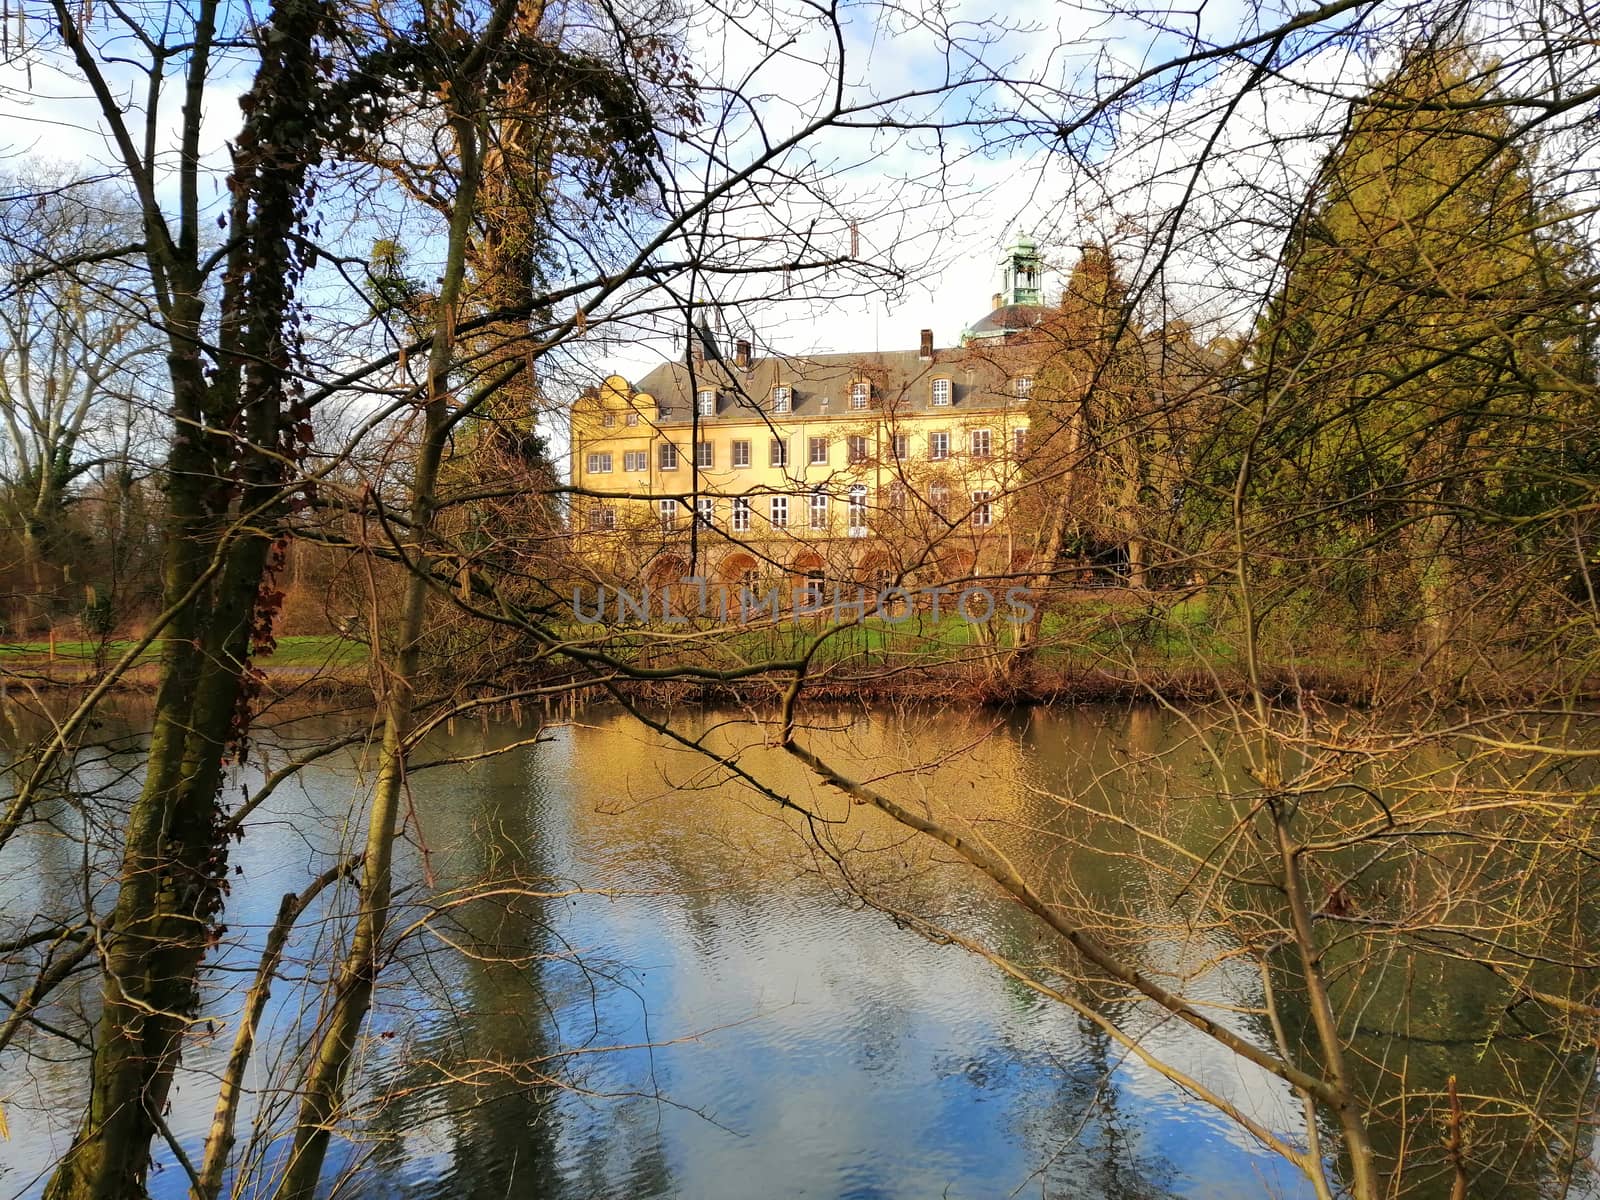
998, 230, 1042, 306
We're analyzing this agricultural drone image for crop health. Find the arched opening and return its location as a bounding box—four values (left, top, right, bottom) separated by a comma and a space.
854, 549, 893, 592
792, 550, 826, 610
645, 553, 689, 589
716, 551, 763, 615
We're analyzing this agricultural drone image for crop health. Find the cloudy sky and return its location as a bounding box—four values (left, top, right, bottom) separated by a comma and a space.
6, 0, 1576, 406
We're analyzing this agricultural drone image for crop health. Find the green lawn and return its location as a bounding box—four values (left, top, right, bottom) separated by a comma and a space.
0, 634, 368, 669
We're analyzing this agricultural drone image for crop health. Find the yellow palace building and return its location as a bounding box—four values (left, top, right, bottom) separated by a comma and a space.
568, 235, 1054, 597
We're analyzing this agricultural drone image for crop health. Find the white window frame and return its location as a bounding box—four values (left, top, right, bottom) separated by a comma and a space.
971, 490, 993, 527
847, 434, 868, 464
586, 452, 613, 473
732, 496, 751, 532
600, 411, 615, 428
657, 403, 672, 420
659, 498, 679, 526
770, 437, 789, 468
772, 385, 792, 414
696, 496, 715, 527
732, 439, 751, 468
623, 450, 647, 473
888, 482, 906, 511
697, 389, 716, 417
587, 505, 616, 531
808, 436, 829, 466
659, 442, 679, 470
848, 484, 868, 531
931, 378, 952, 407
770, 495, 789, 528
626, 411, 640, 426
892, 432, 909, 460
970, 428, 992, 458
1013, 427, 1027, 455
809, 489, 829, 530
849, 380, 869, 410
1013, 376, 1033, 400
930, 482, 949, 517
928, 432, 949, 461
696, 441, 714, 469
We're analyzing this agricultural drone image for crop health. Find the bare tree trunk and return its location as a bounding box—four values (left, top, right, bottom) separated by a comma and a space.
1273, 811, 1380, 1200
193, 860, 357, 1200
41, 0, 327, 1190
275, 104, 489, 1200
1008, 400, 1085, 675
1126, 535, 1148, 590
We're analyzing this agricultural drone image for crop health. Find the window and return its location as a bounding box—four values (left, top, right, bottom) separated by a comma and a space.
732, 496, 751, 532
971, 490, 993, 527
848, 484, 868, 532
928, 432, 949, 461
732, 439, 751, 468
850, 380, 870, 410
930, 482, 949, 518
657, 403, 672, 420
696, 497, 715, 527
769, 495, 789, 528
659, 498, 679, 527
696, 441, 714, 469
1013, 427, 1027, 456
586, 505, 615, 530
801, 572, 825, 607
809, 436, 829, 466
772, 385, 792, 414
809, 490, 829, 530
770, 437, 788, 468
1013, 376, 1033, 400
623, 450, 648, 472
970, 429, 992, 458
888, 482, 907, 511
847, 434, 869, 464
626, 411, 640, 426
659, 442, 679, 470
697, 389, 716, 417
892, 432, 909, 460
601, 411, 615, 428
931, 378, 952, 407
586, 452, 612, 473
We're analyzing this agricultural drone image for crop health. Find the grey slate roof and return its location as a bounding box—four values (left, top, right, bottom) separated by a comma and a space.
632, 343, 1040, 425
966, 303, 1051, 338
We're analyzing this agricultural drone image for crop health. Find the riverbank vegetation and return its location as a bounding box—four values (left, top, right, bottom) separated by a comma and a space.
3, 0, 1600, 1198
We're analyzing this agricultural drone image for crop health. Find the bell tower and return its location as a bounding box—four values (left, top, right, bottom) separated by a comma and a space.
998, 231, 1042, 306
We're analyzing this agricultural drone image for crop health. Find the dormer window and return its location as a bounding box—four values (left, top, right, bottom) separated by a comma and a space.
931, 378, 952, 407
772, 385, 792, 414
697, 389, 716, 417
626, 411, 640, 426
850, 380, 870, 410
1013, 376, 1033, 400
600, 411, 615, 428
657, 402, 672, 420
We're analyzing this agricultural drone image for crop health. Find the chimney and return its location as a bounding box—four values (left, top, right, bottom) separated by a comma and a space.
735, 338, 751, 370
992, 293, 1003, 311
919, 329, 933, 361
691, 317, 715, 364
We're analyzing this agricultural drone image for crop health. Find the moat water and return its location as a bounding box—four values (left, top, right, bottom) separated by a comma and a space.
1, 703, 1594, 1198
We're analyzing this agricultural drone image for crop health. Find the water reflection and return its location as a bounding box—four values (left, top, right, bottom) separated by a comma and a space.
1, 703, 1595, 1198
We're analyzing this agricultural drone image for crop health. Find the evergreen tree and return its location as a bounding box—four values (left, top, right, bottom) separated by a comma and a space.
1245, 37, 1598, 654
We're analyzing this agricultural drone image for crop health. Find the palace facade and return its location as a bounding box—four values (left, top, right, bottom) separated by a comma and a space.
568, 235, 1057, 597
